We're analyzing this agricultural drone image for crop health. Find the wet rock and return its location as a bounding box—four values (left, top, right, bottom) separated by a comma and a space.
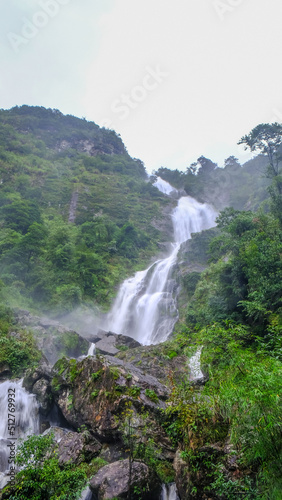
57, 431, 101, 465
23, 357, 52, 392
99, 443, 128, 463
16, 312, 89, 364
32, 377, 53, 415
86, 329, 141, 356
51, 355, 172, 449
0, 363, 11, 380
89, 459, 161, 500
95, 336, 119, 356
39, 318, 60, 328
173, 448, 191, 500
40, 420, 50, 433
115, 343, 190, 386
43, 426, 71, 443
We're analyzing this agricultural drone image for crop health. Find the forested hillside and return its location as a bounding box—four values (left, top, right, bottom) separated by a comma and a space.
0, 106, 172, 312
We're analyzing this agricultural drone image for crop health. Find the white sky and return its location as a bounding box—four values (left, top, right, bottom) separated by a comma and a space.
1, 0, 282, 172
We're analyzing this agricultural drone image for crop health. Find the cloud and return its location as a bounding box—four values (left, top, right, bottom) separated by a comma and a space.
1, 0, 282, 171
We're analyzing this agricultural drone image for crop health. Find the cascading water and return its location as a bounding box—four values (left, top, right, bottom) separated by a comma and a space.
0, 379, 39, 487
87, 343, 96, 356
189, 347, 204, 381
161, 483, 180, 500
153, 177, 177, 196
106, 179, 217, 345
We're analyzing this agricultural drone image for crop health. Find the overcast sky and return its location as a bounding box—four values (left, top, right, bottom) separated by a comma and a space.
1, 0, 282, 172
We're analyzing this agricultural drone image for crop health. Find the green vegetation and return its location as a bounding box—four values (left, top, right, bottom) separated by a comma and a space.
0, 105, 170, 313
4, 433, 87, 500
144, 388, 159, 403
155, 154, 270, 211
162, 123, 282, 499
0, 305, 41, 377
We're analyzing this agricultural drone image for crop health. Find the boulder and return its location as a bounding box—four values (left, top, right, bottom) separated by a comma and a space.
43, 426, 71, 443
89, 459, 161, 499
32, 377, 53, 415
115, 343, 190, 386
23, 356, 52, 392
86, 329, 141, 356
57, 431, 101, 465
50, 355, 173, 452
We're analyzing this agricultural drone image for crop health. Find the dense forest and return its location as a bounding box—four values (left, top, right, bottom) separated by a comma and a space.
0, 107, 281, 500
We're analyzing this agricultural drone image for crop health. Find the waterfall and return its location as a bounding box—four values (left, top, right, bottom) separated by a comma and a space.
79, 486, 93, 500
153, 176, 177, 196
189, 347, 204, 381
161, 483, 179, 500
87, 343, 96, 356
106, 180, 216, 345
0, 379, 39, 487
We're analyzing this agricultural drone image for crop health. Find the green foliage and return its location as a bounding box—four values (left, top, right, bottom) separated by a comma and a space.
91, 369, 103, 381
0, 106, 170, 312
201, 323, 282, 498
156, 152, 270, 211
90, 389, 99, 399
128, 386, 141, 398
8, 433, 87, 499
186, 210, 282, 333
238, 122, 282, 224
144, 389, 159, 403
1, 199, 42, 234
0, 327, 41, 377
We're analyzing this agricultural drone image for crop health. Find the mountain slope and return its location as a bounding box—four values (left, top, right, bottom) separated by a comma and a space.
0, 106, 172, 312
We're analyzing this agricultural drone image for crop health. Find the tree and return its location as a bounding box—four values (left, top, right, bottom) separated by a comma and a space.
238, 123, 282, 223
224, 156, 241, 170
1, 199, 42, 234
238, 123, 282, 179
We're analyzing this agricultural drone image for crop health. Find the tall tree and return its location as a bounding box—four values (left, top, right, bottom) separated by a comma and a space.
238, 123, 282, 220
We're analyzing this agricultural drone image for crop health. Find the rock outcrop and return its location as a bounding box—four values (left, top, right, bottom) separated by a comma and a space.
15, 310, 89, 364
57, 431, 101, 465
89, 459, 161, 500
86, 329, 141, 356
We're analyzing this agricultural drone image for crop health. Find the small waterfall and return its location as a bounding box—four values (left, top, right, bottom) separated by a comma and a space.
161, 483, 179, 500
106, 181, 216, 345
79, 486, 93, 500
87, 343, 96, 356
189, 347, 204, 381
0, 379, 39, 486
153, 176, 177, 196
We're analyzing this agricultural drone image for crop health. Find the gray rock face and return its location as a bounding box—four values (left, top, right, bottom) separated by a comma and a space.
90, 459, 161, 499
86, 329, 141, 356
57, 431, 101, 465
43, 426, 70, 443
0, 363, 11, 379
32, 377, 52, 415
16, 310, 89, 364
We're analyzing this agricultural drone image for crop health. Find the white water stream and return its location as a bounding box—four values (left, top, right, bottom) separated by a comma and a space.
161, 482, 180, 500
87, 343, 96, 356
106, 178, 216, 344
0, 379, 39, 486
